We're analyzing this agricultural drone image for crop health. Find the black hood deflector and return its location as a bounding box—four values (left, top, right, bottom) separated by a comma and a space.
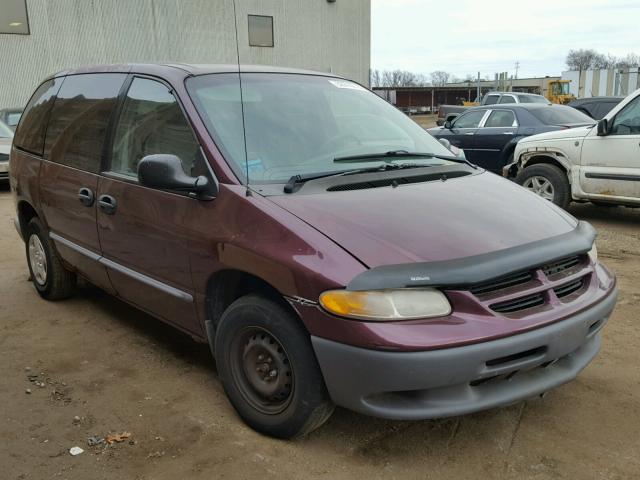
346, 221, 595, 291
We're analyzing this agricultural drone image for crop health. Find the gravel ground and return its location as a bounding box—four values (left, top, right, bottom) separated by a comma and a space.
1, 183, 639, 480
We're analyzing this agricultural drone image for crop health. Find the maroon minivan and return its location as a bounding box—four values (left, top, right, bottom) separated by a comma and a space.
10, 64, 617, 438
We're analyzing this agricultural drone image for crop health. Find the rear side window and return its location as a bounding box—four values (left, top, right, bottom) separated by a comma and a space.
484, 95, 499, 105
517, 95, 548, 104
109, 77, 200, 178
45, 74, 126, 173
484, 110, 516, 128
13, 78, 63, 156
498, 95, 516, 104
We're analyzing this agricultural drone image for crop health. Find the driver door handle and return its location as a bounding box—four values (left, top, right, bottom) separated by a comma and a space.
77, 187, 95, 207
98, 194, 117, 215
464, 132, 474, 135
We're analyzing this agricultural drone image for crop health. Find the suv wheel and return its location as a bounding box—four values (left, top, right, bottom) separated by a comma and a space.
516, 164, 570, 209
215, 294, 334, 438
25, 218, 76, 300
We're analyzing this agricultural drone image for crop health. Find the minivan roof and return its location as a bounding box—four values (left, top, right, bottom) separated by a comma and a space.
50, 63, 342, 80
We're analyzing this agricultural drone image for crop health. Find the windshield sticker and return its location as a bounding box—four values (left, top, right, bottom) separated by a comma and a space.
328, 80, 367, 91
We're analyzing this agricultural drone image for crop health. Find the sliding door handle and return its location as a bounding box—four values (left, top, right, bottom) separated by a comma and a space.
77, 187, 95, 207
98, 194, 117, 215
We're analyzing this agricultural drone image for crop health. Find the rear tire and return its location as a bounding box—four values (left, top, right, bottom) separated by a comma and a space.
25, 218, 76, 300
516, 163, 570, 209
215, 294, 334, 439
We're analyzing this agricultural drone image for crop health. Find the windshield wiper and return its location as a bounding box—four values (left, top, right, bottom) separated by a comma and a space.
334, 150, 477, 169
283, 163, 426, 194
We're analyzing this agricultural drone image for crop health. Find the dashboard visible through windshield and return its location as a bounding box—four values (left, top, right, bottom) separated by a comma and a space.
186, 73, 454, 184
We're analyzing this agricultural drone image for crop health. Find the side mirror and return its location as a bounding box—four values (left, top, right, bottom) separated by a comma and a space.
438, 138, 452, 150
138, 154, 211, 195
444, 113, 458, 129
597, 118, 609, 136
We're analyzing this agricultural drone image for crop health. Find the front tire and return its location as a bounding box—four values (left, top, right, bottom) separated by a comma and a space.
215, 294, 334, 438
25, 218, 76, 300
516, 163, 571, 209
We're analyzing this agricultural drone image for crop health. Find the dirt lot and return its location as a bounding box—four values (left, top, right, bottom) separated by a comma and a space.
1, 183, 639, 480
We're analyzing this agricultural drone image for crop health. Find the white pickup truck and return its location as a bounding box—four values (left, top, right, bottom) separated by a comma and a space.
504, 88, 640, 208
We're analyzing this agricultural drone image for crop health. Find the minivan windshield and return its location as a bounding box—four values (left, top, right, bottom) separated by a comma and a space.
187, 73, 454, 183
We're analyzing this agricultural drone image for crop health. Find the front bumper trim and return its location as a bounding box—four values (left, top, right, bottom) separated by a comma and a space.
311, 288, 617, 420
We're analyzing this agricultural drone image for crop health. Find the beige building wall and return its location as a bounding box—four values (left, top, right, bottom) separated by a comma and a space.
0, 0, 371, 107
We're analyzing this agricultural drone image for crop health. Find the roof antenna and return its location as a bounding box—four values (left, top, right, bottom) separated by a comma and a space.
231, 0, 251, 196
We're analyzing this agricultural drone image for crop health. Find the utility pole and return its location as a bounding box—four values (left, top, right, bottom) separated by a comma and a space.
476, 71, 481, 101
515, 61, 520, 79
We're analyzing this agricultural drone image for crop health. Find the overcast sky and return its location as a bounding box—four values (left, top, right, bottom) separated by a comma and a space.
371, 0, 640, 79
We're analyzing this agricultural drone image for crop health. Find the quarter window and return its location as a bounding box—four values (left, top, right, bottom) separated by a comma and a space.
45, 74, 126, 173
248, 15, 274, 47
109, 77, 200, 178
484, 110, 516, 128
13, 78, 63, 156
453, 110, 486, 129
610, 97, 640, 135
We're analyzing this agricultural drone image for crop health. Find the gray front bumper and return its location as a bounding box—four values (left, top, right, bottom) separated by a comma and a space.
311, 288, 618, 420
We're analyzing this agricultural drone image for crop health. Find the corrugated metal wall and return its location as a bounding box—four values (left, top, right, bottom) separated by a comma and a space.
0, 0, 370, 107
563, 68, 640, 98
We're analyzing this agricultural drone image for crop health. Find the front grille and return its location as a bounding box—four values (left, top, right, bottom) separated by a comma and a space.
542, 255, 581, 276
490, 292, 545, 314
465, 254, 591, 316
554, 278, 584, 298
470, 271, 533, 296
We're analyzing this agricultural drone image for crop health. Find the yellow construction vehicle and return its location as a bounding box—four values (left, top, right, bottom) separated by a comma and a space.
546, 80, 575, 104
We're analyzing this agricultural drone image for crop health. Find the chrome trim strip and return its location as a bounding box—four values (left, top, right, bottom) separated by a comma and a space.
50, 231, 100, 261
49, 232, 193, 303
286, 295, 318, 307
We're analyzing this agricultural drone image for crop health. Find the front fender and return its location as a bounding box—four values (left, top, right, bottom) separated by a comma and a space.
504, 145, 574, 179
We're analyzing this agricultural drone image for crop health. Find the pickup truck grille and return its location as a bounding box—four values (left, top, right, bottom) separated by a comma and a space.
467, 255, 591, 315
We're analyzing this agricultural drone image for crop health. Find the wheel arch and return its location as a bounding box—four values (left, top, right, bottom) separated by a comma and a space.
17, 200, 40, 239
204, 269, 305, 350
521, 153, 571, 181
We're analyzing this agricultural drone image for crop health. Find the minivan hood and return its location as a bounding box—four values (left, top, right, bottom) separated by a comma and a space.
518, 125, 593, 144
270, 172, 577, 269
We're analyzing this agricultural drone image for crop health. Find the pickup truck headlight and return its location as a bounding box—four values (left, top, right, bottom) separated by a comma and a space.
319, 288, 451, 321
588, 243, 598, 263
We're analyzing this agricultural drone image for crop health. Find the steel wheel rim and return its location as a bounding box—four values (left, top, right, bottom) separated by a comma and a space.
229, 326, 294, 415
523, 175, 555, 201
28, 234, 47, 286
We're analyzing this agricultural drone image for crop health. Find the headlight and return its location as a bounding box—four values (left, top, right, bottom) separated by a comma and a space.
319, 288, 451, 321
588, 243, 597, 263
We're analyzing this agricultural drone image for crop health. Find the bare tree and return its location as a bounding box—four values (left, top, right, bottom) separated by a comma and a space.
567, 49, 640, 70
616, 53, 640, 69
430, 71, 450, 87
370, 69, 382, 87
566, 49, 601, 70
380, 70, 423, 87
594, 53, 617, 69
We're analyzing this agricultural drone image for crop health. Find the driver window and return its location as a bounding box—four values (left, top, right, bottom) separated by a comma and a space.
110, 77, 200, 178
453, 110, 485, 128
611, 97, 640, 136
